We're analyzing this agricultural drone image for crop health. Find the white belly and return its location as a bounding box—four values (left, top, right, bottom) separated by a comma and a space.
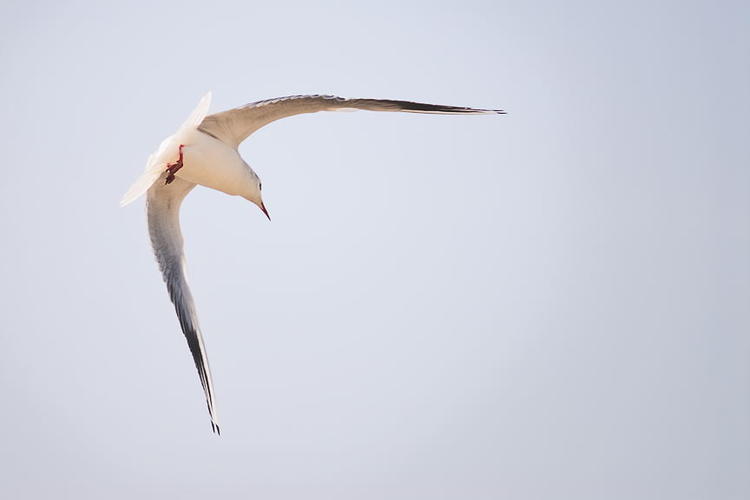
175, 129, 252, 197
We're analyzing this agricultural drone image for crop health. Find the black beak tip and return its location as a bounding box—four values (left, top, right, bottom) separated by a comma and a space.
260, 202, 271, 221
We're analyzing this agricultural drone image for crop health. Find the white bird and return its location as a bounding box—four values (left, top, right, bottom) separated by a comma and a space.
122, 92, 505, 434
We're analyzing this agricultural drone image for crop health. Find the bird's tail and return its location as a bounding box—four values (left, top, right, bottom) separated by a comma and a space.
120, 92, 212, 207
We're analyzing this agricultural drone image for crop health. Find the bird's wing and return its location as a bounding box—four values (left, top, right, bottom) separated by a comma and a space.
147, 174, 220, 434
199, 94, 505, 147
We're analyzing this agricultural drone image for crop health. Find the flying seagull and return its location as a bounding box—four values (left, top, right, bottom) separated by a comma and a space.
121, 92, 505, 434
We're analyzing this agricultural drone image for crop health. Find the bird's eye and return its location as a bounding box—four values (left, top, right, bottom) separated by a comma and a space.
259, 183, 263, 191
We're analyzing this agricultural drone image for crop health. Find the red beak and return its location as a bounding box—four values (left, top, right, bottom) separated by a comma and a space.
259, 201, 271, 221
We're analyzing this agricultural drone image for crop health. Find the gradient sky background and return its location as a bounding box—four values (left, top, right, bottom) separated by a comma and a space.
1, 1, 748, 499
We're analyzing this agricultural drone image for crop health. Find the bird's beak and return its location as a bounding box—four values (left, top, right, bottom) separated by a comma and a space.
259, 201, 271, 221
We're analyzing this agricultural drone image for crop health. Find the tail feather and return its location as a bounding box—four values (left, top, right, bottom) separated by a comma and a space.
120, 153, 165, 207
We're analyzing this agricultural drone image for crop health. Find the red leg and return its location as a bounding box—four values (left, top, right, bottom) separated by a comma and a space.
165, 144, 185, 185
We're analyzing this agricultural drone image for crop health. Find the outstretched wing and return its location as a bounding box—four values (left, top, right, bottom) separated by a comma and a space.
147, 174, 220, 434
199, 94, 505, 147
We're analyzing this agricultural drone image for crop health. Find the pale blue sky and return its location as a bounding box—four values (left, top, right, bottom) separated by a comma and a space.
1, 1, 748, 499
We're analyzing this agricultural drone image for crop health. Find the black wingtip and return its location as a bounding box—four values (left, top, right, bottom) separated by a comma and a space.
387, 99, 506, 116
211, 421, 221, 436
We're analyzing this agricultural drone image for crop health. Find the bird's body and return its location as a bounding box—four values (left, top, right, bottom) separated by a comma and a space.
122, 92, 504, 434
175, 130, 256, 199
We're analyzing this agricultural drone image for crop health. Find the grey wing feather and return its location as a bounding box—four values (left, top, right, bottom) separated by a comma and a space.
147, 175, 220, 434
199, 94, 505, 147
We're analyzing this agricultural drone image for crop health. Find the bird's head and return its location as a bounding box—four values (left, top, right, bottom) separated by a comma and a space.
242, 173, 270, 221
